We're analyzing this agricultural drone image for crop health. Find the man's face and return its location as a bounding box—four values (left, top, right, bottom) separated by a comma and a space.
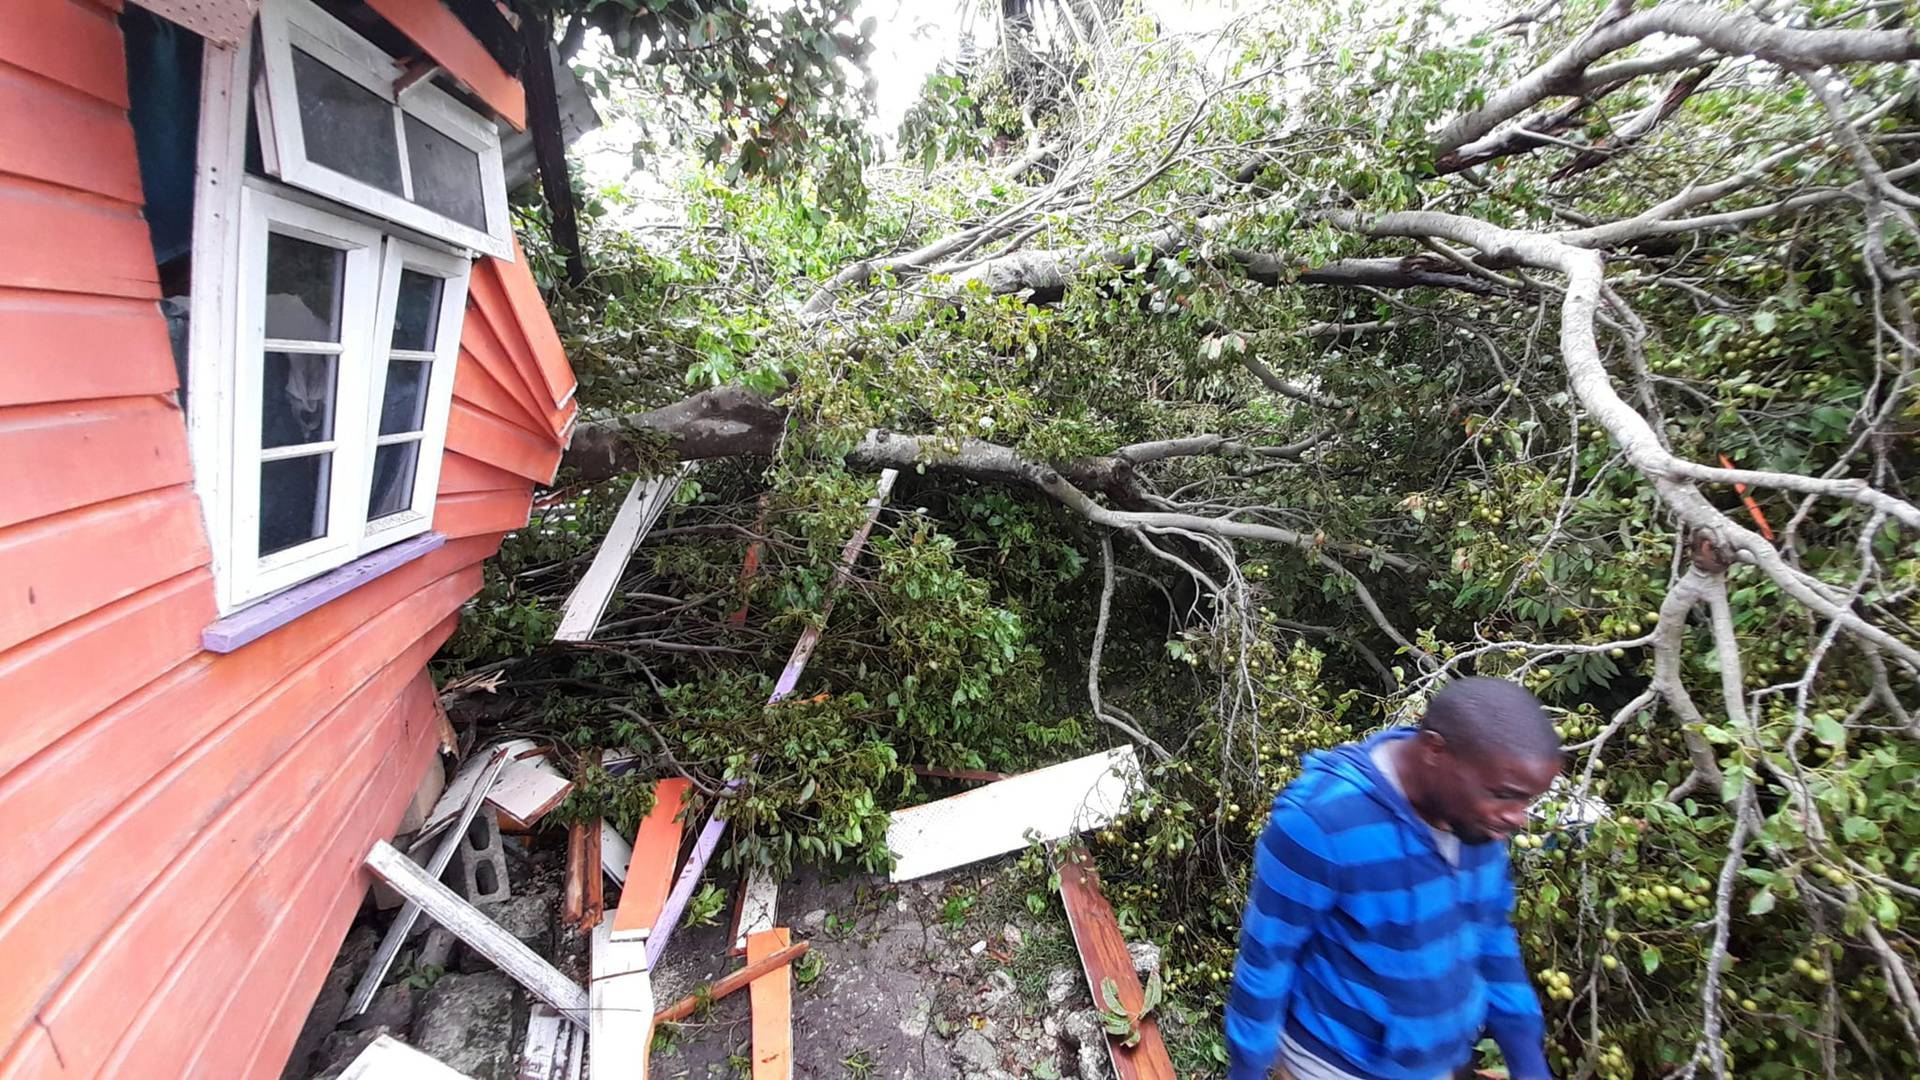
1416, 733, 1561, 844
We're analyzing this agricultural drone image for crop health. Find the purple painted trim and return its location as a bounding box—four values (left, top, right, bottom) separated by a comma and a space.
201, 532, 448, 654
644, 806, 730, 968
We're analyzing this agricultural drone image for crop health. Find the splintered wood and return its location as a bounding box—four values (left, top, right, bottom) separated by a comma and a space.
489, 758, 574, 830
885, 747, 1145, 882
554, 467, 688, 642
730, 865, 778, 956
746, 928, 794, 1080
1056, 844, 1175, 1080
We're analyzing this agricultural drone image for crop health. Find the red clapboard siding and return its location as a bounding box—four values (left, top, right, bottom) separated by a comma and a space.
0, 396, 191, 528
0, 485, 210, 654
493, 241, 578, 409
4, 659, 447, 1080
433, 488, 535, 539
360, 0, 525, 129
462, 274, 562, 430
446, 400, 563, 484
0, 610, 459, 1057
454, 346, 553, 437
114, 674, 440, 1080
0, 0, 130, 108
439, 449, 529, 495
464, 263, 574, 437
0, 288, 178, 405
0, 61, 143, 203
0, 175, 157, 298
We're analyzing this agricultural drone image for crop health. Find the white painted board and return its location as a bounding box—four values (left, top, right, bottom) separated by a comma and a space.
601, 820, 633, 887
554, 467, 687, 642
886, 747, 1145, 883
518, 1005, 567, 1080
420, 739, 543, 840
488, 759, 574, 830
730, 865, 778, 954
339, 1035, 473, 1079
589, 919, 654, 1078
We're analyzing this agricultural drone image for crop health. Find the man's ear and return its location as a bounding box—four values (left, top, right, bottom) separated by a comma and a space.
1416, 729, 1448, 764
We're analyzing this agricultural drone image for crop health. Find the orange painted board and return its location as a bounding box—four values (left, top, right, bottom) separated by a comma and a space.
445, 400, 563, 484
4, 664, 440, 1078
747, 928, 793, 1080
0, 62, 144, 203
437, 449, 528, 496
610, 778, 693, 940
433, 487, 534, 539
0, 565, 477, 918
459, 302, 554, 440
0, 485, 209, 655
1056, 845, 1176, 1080
0, 288, 176, 405
464, 265, 574, 436
0, 176, 158, 299
361, 0, 525, 130
0, 396, 191, 528
495, 242, 578, 409
454, 346, 552, 437
134, 681, 438, 1080
0, 1, 131, 108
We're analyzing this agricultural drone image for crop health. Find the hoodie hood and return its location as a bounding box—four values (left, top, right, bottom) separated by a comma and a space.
1296, 727, 1437, 842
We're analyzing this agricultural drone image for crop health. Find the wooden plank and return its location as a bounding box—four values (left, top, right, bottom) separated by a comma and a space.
588, 918, 654, 1077
454, 348, 552, 438
365, 840, 591, 1023
0, 0, 132, 107
463, 263, 572, 432
445, 399, 563, 484
0, 484, 209, 654
434, 488, 536, 539
911, 765, 1013, 783
0, 61, 144, 203
886, 747, 1144, 883
654, 939, 809, 1024
0, 396, 191, 529
340, 1034, 475, 1079
747, 928, 794, 1080
519, 1004, 568, 1080
347, 746, 513, 1019
0, 175, 158, 298
492, 242, 578, 408
562, 818, 603, 930
601, 821, 633, 887
1056, 844, 1176, 1080
554, 469, 683, 641
361, 0, 525, 129
201, 533, 449, 653
610, 778, 692, 941
458, 291, 558, 441
418, 738, 542, 840
439, 449, 530, 496
730, 865, 779, 957
0, 656, 445, 1075
769, 469, 897, 700
124, 681, 439, 1080
0, 288, 176, 405
490, 757, 574, 830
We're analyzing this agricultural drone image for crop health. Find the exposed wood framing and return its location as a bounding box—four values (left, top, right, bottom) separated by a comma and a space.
643, 472, 898, 968
554, 469, 686, 642
1056, 844, 1175, 1080
364, 840, 590, 1024
346, 747, 511, 1019
514, 2, 585, 284
886, 747, 1144, 883
747, 928, 794, 1080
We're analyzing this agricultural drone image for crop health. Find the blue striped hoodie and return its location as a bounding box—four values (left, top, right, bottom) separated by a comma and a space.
1225, 728, 1551, 1080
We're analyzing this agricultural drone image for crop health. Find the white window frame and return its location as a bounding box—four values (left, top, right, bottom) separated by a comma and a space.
255, 0, 512, 259
362, 237, 469, 546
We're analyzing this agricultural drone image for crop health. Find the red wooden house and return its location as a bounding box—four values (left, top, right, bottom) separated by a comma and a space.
0, 0, 580, 1073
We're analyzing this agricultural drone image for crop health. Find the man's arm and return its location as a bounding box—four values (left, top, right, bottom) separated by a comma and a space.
1224, 802, 1340, 1080
1480, 863, 1553, 1080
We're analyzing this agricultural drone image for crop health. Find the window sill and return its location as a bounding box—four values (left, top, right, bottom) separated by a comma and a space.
202, 532, 447, 653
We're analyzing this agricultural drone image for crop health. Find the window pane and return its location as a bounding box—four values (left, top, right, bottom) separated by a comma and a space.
391, 270, 444, 351
379, 359, 431, 435
262, 351, 337, 448
404, 114, 486, 231
368, 441, 420, 520
260, 452, 331, 554
265, 233, 346, 341
292, 47, 403, 194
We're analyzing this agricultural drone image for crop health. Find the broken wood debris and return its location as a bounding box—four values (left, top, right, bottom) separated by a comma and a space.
610, 777, 692, 942
517, 1004, 571, 1080
339, 1034, 473, 1079
363, 840, 590, 1025
886, 746, 1145, 883
652, 938, 810, 1024
746, 928, 795, 1080
1056, 843, 1176, 1080
729, 864, 779, 957
644, 470, 899, 969
347, 746, 513, 1020
489, 756, 574, 831
588, 918, 654, 1077
418, 738, 542, 840
561, 819, 604, 931
554, 465, 689, 642
600, 820, 633, 886
910, 765, 1012, 783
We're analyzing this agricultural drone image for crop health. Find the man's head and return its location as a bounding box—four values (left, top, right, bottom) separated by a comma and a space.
1399, 677, 1562, 844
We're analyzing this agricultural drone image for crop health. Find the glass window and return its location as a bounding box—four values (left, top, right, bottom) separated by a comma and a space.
377, 359, 431, 434
259, 452, 332, 554
367, 441, 421, 519
404, 115, 488, 232
390, 269, 443, 351
290, 47, 404, 194
262, 351, 338, 447
263, 232, 345, 341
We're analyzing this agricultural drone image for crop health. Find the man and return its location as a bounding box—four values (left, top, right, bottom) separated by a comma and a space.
1225, 677, 1563, 1080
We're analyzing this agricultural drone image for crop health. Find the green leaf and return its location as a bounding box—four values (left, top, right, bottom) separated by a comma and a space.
1100, 976, 1124, 1014
1752, 310, 1777, 334
1748, 887, 1776, 915
1642, 945, 1663, 974
1813, 713, 1846, 747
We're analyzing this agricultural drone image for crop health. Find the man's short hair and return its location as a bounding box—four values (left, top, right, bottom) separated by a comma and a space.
1419, 677, 1561, 762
